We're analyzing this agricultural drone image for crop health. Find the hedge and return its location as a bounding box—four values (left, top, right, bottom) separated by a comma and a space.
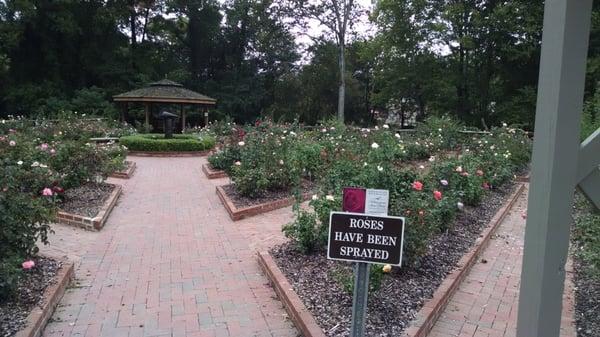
119, 134, 215, 152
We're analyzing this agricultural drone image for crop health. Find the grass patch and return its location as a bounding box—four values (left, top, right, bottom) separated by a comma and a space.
120, 133, 215, 152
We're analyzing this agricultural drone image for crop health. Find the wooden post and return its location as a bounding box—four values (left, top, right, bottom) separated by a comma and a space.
181, 104, 186, 133
144, 102, 150, 133
517, 1, 592, 336
204, 108, 209, 127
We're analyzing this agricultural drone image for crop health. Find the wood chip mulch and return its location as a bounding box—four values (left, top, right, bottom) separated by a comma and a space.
271, 183, 516, 337
222, 180, 315, 209
59, 182, 114, 218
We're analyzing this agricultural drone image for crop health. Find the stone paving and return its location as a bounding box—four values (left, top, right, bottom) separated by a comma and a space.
427, 186, 576, 337
41, 156, 298, 337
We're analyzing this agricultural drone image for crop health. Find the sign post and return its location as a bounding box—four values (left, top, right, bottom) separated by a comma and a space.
332, 188, 404, 337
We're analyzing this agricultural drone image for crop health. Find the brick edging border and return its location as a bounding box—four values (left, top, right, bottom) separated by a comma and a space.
216, 185, 310, 221
57, 183, 122, 230
202, 163, 228, 179
258, 252, 327, 337
110, 161, 137, 179
15, 258, 75, 337
127, 150, 212, 157
402, 183, 526, 337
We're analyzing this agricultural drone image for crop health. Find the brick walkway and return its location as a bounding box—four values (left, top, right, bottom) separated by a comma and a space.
40, 156, 298, 337
427, 186, 576, 337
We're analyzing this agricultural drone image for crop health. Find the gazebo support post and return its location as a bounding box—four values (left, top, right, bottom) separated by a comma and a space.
516, 1, 593, 337
144, 102, 150, 133
181, 104, 186, 133
204, 108, 209, 127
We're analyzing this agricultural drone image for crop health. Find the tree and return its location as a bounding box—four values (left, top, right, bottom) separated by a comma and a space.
283, 0, 363, 122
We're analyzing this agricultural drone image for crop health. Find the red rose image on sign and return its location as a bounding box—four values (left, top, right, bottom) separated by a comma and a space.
343, 187, 366, 213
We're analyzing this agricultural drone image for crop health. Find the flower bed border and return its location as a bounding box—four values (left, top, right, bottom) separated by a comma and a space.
56, 183, 122, 230
216, 185, 310, 221
258, 251, 327, 337
202, 163, 228, 179
127, 150, 212, 157
257, 183, 526, 337
15, 257, 75, 337
110, 161, 136, 179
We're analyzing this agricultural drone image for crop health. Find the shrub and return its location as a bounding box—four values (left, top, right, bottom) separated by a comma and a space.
50, 141, 126, 189
208, 146, 241, 171
231, 130, 301, 197
282, 209, 322, 254
120, 134, 216, 152
0, 134, 59, 299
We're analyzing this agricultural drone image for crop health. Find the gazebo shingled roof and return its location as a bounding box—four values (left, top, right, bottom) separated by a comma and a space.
113, 79, 216, 105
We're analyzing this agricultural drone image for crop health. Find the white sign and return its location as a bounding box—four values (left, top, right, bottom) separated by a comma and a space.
365, 189, 389, 216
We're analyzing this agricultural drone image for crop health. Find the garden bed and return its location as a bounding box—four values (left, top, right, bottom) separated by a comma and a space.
127, 150, 212, 157
269, 183, 519, 337
110, 160, 136, 179
0, 257, 74, 337
216, 182, 313, 221
202, 163, 228, 179
57, 182, 122, 230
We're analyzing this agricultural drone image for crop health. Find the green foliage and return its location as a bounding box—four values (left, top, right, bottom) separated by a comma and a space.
331, 264, 386, 294
282, 210, 323, 254
120, 134, 216, 152
0, 256, 22, 300
207, 146, 241, 171
0, 133, 59, 299
572, 196, 600, 279
50, 141, 126, 189
582, 87, 600, 140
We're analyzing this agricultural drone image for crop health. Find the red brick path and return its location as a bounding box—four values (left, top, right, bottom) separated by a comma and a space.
427, 186, 576, 337
41, 157, 298, 337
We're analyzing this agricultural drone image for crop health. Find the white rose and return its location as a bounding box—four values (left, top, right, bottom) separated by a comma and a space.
312, 194, 318, 200
383, 124, 389, 129
238, 141, 245, 146
326, 195, 335, 201
17, 160, 23, 165
371, 142, 379, 149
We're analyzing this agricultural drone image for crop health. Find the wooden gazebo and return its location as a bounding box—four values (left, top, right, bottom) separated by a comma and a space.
113, 79, 216, 132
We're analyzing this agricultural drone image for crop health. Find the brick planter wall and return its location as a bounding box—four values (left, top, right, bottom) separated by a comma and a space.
258, 252, 327, 337
202, 163, 228, 179
56, 184, 122, 230
110, 161, 136, 179
216, 185, 310, 221
15, 258, 75, 337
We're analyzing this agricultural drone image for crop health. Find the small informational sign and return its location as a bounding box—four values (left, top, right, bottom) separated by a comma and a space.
327, 212, 405, 266
204, 112, 209, 117
365, 189, 389, 216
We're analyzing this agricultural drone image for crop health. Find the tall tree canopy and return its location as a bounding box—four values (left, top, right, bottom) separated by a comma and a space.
0, 0, 598, 128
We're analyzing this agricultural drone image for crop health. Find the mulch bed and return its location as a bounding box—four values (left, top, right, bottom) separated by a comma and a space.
60, 182, 115, 218
221, 180, 315, 209
0, 257, 62, 337
271, 183, 516, 337
572, 197, 600, 337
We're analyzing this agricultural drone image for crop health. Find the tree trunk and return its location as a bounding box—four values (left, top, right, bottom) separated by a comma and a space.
338, 42, 346, 122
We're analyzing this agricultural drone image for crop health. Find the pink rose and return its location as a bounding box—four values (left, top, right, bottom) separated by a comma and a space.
42, 188, 53, 196
412, 181, 423, 191
22, 260, 35, 270
9, 140, 16, 146
50, 149, 56, 154
476, 170, 484, 177
433, 190, 442, 201
41, 143, 49, 150
482, 182, 490, 190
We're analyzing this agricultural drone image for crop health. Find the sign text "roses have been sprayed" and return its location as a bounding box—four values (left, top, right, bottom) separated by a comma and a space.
327, 212, 406, 266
